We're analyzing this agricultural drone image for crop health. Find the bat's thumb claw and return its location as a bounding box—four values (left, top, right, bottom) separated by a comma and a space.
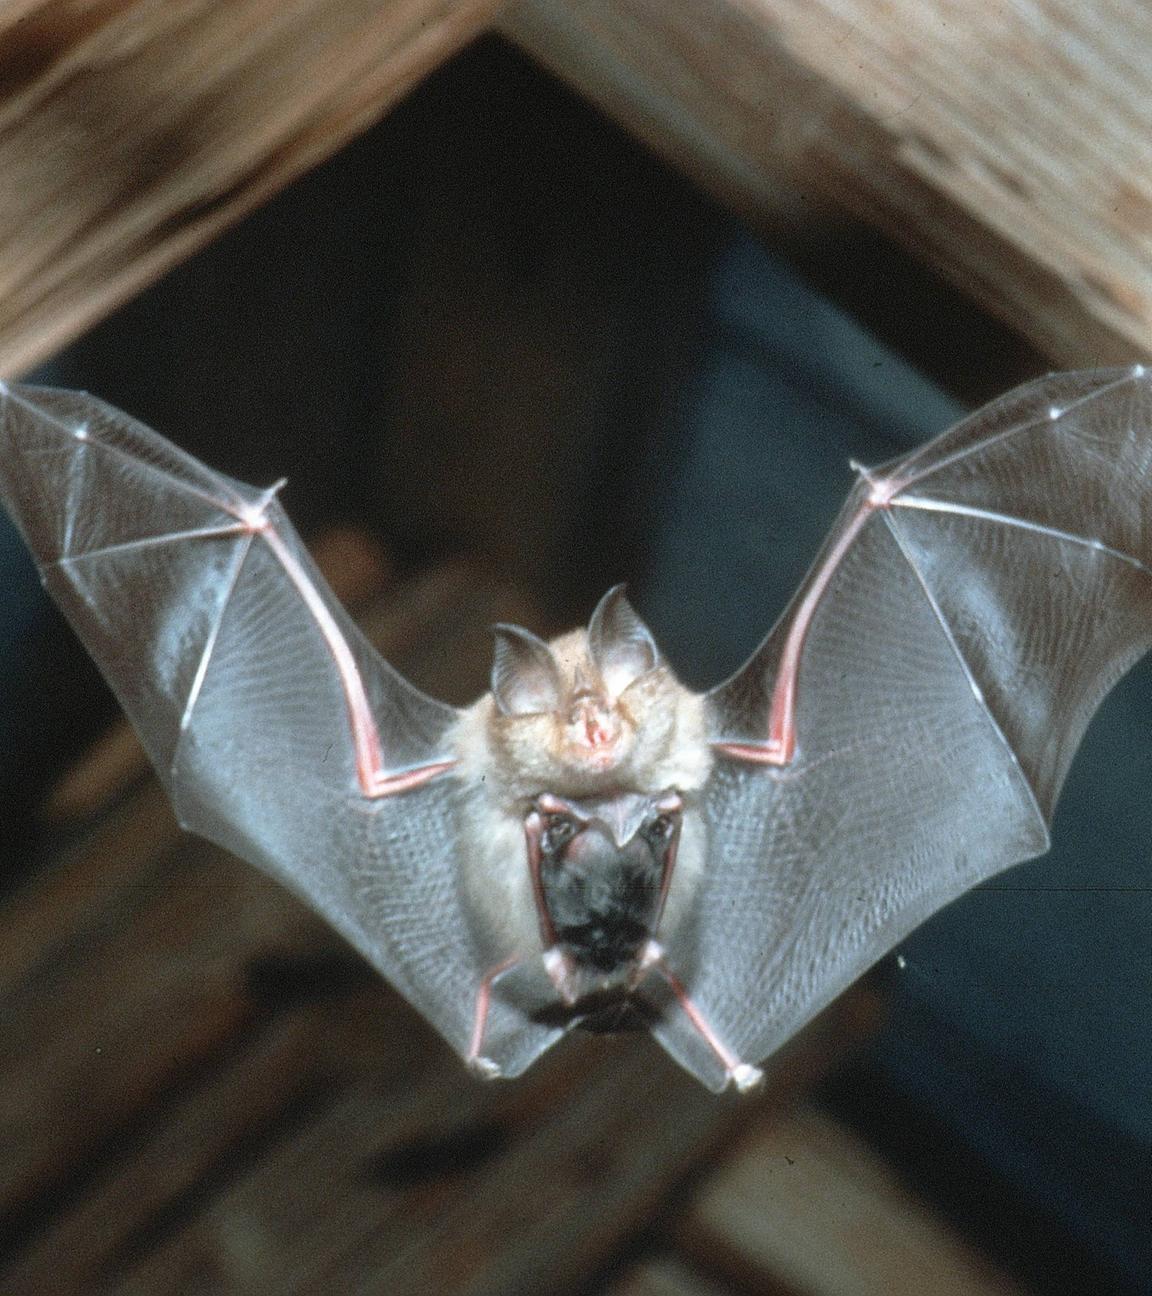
727, 1063, 764, 1093
468, 1055, 503, 1080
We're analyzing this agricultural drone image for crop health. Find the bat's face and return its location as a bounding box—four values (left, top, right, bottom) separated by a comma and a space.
462, 587, 713, 805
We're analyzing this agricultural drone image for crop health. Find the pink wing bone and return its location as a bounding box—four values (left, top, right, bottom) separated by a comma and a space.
1, 381, 454, 801
214, 490, 457, 799
715, 369, 1152, 769
713, 467, 910, 769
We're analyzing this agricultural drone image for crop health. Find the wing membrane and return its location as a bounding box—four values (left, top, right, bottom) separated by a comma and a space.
694, 366, 1152, 1069
0, 384, 549, 1065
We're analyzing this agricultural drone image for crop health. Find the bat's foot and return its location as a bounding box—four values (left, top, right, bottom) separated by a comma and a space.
642, 946, 763, 1091
638, 938, 665, 970
543, 946, 579, 1004
726, 1062, 764, 1093
468, 1055, 503, 1080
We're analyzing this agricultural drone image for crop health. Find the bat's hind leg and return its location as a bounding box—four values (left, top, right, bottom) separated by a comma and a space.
467, 955, 520, 1078
642, 942, 763, 1092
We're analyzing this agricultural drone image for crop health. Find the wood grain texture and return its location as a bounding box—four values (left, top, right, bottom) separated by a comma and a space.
680, 1105, 1030, 1296
0, 0, 506, 378
503, 0, 1152, 368
605, 1257, 736, 1296
2, 993, 447, 1294
107, 1023, 853, 1296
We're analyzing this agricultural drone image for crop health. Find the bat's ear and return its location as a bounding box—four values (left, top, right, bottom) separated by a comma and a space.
587, 585, 658, 697
491, 624, 564, 716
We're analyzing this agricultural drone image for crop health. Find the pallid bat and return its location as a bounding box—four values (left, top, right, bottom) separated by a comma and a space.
1, 365, 1150, 1092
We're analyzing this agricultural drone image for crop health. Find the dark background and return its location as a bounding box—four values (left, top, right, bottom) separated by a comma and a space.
2, 35, 1149, 1295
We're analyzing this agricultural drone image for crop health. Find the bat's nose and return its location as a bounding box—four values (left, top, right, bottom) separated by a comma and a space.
567, 692, 617, 741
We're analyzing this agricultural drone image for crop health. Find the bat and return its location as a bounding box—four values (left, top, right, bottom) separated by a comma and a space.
1, 364, 1150, 1093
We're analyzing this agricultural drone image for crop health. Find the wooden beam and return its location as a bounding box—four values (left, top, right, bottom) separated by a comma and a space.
503, 0, 1152, 368
680, 1105, 1029, 1296
0, 0, 506, 378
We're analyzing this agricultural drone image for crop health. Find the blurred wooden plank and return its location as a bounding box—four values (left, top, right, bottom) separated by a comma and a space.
1, 984, 437, 1295
679, 1105, 1031, 1296
0, 783, 178, 998
309, 1043, 730, 1296
503, 0, 1151, 368
0, 0, 507, 378
0, 834, 329, 1228
605, 1256, 738, 1296
111, 1005, 860, 1296
110, 1049, 602, 1295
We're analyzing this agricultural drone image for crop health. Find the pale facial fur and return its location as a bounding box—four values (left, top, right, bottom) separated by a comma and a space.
453, 626, 713, 805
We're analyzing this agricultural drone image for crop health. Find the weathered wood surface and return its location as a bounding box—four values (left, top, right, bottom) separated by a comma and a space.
606, 1258, 734, 1296
0, 0, 506, 378
114, 1044, 738, 1295
3, 0, 1146, 385
680, 1105, 1030, 1296
504, 0, 1152, 369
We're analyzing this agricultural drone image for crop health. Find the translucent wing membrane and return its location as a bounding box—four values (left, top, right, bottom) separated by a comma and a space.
8, 368, 1152, 1091
698, 366, 1152, 1069
0, 384, 521, 1064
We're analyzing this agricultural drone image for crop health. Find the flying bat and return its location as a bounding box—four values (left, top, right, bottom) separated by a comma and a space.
1, 365, 1149, 1092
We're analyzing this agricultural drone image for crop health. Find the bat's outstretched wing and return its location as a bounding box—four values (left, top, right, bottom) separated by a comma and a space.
0, 384, 558, 1074
657, 365, 1152, 1081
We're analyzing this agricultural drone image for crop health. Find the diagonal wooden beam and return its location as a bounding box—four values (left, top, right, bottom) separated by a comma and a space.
0, 0, 508, 377
503, 0, 1152, 368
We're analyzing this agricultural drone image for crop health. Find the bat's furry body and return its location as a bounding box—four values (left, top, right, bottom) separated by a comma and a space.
2, 366, 1150, 1091
452, 615, 716, 1070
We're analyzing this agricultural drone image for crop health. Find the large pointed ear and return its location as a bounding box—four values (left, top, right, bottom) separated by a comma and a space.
491, 625, 564, 716
587, 585, 658, 697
